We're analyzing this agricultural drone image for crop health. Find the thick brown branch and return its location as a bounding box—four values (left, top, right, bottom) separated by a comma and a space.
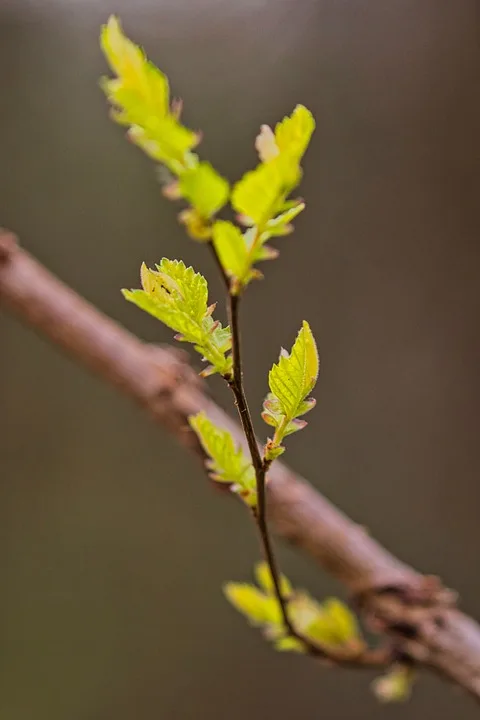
2, 230, 480, 700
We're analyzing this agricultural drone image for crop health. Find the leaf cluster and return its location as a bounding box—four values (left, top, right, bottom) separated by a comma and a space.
101, 15, 314, 287
189, 412, 256, 506
224, 563, 362, 654
101, 16, 229, 241
262, 320, 319, 460
123, 260, 231, 376
97, 15, 409, 705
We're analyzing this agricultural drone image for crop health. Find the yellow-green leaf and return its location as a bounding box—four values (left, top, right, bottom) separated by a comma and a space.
289, 594, 361, 649
268, 320, 319, 423
100, 16, 199, 172
263, 201, 305, 240
189, 412, 256, 502
274, 104, 315, 164
123, 259, 231, 375
288, 593, 324, 636
179, 162, 229, 218
128, 121, 199, 170
148, 259, 208, 322
123, 288, 202, 343
231, 162, 284, 227
322, 598, 360, 645
212, 221, 251, 283
101, 16, 162, 102
224, 583, 283, 627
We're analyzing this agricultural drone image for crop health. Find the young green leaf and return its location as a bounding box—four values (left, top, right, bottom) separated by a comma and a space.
189, 412, 256, 505
101, 17, 169, 115
123, 259, 232, 376
289, 594, 362, 650
127, 120, 199, 173
232, 161, 285, 227
322, 598, 360, 645
274, 104, 315, 166
261, 202, 305, 241
101, 15, 230, 243
228, 105, 314, 281
179, 162, 229, 219
224, 584, 283, 627
100, 16, 199, 173
211, 220, 264, 291
224, 564, 362, 655
263, 321, 319, 458
237, 105, 315, 217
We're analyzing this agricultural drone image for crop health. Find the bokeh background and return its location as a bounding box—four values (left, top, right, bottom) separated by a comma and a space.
1, 1, 479, 718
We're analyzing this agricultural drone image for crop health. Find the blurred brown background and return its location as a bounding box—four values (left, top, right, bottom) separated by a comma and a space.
1, 1, 479, 718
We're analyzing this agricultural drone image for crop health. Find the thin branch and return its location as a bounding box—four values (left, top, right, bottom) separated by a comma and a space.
2, 230, 480, 700
209, 235, 301, 644
210, 240, 359, 660
226, 290, 296, 638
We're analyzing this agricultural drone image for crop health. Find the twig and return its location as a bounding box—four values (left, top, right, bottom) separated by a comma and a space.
226, 290, 297, 638
209, 235, 303, 645
210, 239, 366, 660
211, 240, 327, 656
1, 230, 480, 700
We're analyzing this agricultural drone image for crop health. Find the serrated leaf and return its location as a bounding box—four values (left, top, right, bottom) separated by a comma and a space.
101, 17, 166, 106
266, 321, 319, 440
152, 259, 207, 321
189, 413, 256, 502
254, 562, 292, 598
179, 162, 229, 218
274, 104, 315, 164
229, 105, 314, 281
123, 259, 231, 375
123, 288, 203, 344
100, 16, 199, 172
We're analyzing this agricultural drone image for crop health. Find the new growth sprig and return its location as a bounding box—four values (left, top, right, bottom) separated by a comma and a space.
100, 15, 412, 700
